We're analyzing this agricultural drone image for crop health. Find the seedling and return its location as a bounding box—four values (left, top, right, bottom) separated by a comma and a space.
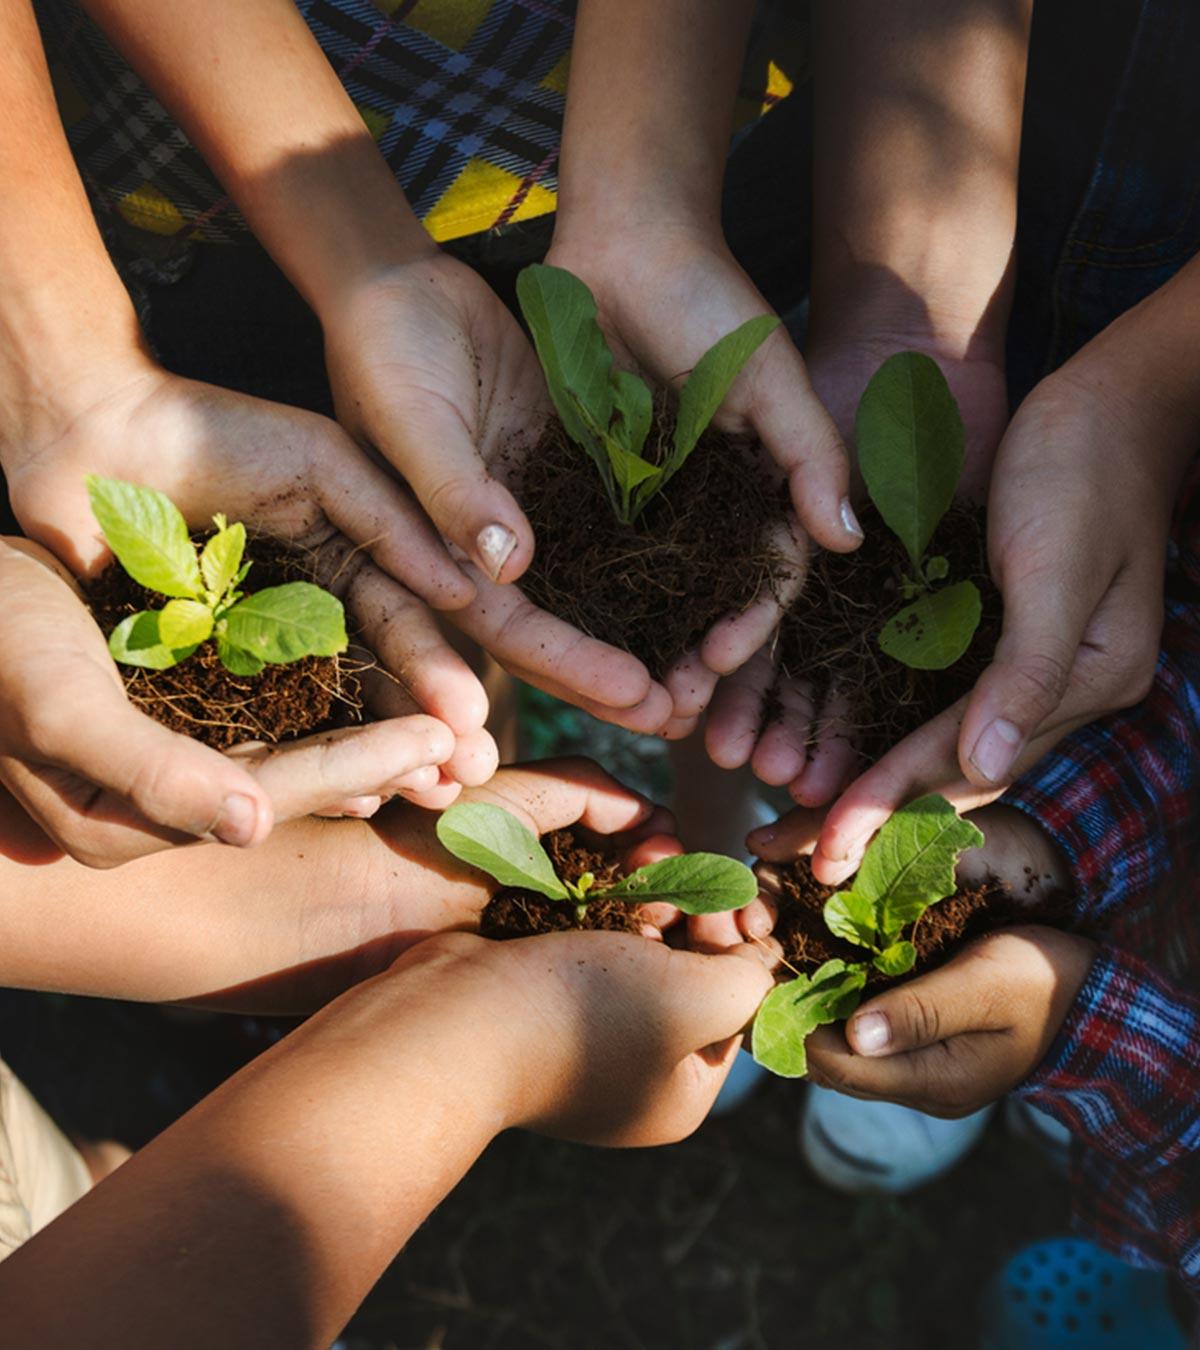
751, 795, 982, 1077
516, 264, 779, 526
87, 475, 347, 676
856, 352, 982, 670
436, 801, 757, 925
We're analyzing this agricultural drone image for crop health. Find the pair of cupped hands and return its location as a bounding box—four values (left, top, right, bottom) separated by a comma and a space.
0, 220, 1168, 873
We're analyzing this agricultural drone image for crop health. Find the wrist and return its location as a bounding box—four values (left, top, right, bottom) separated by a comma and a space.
809, 245, 1013, 364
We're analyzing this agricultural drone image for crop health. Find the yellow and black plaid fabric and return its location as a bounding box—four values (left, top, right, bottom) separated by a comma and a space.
35, 0, 801, 246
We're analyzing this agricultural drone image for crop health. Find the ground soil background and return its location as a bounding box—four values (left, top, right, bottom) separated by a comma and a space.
0, 684, 1071, 1350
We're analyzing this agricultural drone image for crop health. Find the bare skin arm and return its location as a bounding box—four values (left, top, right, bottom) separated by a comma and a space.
0, 930, 772, 1349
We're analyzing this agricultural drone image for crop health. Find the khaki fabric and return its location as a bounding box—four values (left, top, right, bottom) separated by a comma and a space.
0, 1059, 91, 1261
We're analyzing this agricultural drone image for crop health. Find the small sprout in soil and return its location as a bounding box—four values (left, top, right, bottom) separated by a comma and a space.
751, 794, 983, 1078
436, 801, 757, 925
856, 352, 983, 670
87, 476, 347, 677
516, 263, 779, 526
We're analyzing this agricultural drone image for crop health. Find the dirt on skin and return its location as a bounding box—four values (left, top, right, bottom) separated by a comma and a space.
480, 828, 646, 939
754, 854, 1068, 988
83, 539, 366, 751
512, 415, 791, 680
775, 500, 1002, 766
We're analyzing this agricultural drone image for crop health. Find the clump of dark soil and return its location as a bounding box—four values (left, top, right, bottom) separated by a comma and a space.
512, 417, 791, 679
83, 539, 365, 751
755, 855, 1066, 989
775, 501, 1001, 764
480, 828, 646, 940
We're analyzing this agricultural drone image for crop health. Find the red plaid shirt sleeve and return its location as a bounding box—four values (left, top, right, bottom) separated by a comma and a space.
1000, 476, 1200, 1290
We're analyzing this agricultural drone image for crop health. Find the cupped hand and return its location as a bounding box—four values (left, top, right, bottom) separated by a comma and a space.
3, 361, 495, 749
545, 224, 858, 713
391, 925, 774, 1147
705, 334, 1009, 802
803, 358, 1173, 887
0, 539, 459, 867
325, 253, 678, 734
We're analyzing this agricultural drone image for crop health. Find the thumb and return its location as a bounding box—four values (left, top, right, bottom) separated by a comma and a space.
659, 945, 775, 1054
957, 575, 1089, 788
845, 953, 1006, 1058
53, 694, 275, 847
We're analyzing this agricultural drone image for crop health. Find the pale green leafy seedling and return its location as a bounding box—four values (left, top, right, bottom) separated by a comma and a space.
436, 801, 756, 926
856, 352, 983, 670
87, 476, 347, 677
751, 795, 982, 1077
517, 264, 779, 525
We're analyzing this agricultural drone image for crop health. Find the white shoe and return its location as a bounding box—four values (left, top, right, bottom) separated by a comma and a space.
800, 1084, 995, 1194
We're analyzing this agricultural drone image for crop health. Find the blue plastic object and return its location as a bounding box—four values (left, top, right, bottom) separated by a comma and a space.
981, 1237, 1188, 1349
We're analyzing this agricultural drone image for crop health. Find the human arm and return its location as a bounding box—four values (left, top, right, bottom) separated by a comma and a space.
703, 0, 1030, 775
0, 754, 677, 1011
0, 929, 771, 1349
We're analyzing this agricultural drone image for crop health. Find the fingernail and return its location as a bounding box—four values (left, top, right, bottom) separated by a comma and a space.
839, 497, 864, 540
968, 717, 1023, 784
753, 862, 785, 894
476, 523, 518, 581
213, 793, 259, 846
748, 826, 776, 848
852, 1011, 891, 1055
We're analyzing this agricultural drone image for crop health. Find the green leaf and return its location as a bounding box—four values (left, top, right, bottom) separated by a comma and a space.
435, 802, 568, 901
108, 610, 197, 670
200, 518, 246, 598
855, 352, 965, 570
222, 583, 347, 664
217, 636, 264, 677
855, 794, 984, 943
823, 890, 878, 949
86, 475, 204, 599
924, 555, 949, 583
879, 579, 982, 671
517, 264, 615, 456
751, 959, 868, 1078
604, 853, 756, 914
669, 315, 780, 482
606, 440, 661, 496
874, 941, 917, 976
158, 598, 214, 648
610, 369, 653, 458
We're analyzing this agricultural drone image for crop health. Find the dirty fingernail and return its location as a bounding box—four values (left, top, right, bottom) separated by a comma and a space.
213, 793, 260, 846
476, 523, 518, 580
968, 717, 1023, 784
852, 1011, 891, 1055
839, 497, 864, 540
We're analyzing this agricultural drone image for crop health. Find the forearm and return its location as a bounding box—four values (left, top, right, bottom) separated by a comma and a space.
0, 959, 516, 1348
0, 791, 488, 1011
811, 0, 1032, 350
555, 0, 756, 239
0, 0, 148, 462
79, 0, 435, 318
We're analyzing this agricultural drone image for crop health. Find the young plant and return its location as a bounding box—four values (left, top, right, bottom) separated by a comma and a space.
87, 475, 347, 677
516, 263, 779, 526
855, 351, 983, 670
436, 801, 757, 925
751, 794, 983, 1077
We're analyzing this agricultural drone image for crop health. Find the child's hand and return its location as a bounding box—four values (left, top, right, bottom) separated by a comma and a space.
367, 756, 683, 939
391, 928, 774, 1147
703, 335, 1009, 799
543, 226, 856, 721
323, 254, 675, 736
3, 363, 494, 748
754, 801, 1094, 1115
804, 925, 1096, 1117
803, 354, 1174, 886
0, 539, 459, 867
